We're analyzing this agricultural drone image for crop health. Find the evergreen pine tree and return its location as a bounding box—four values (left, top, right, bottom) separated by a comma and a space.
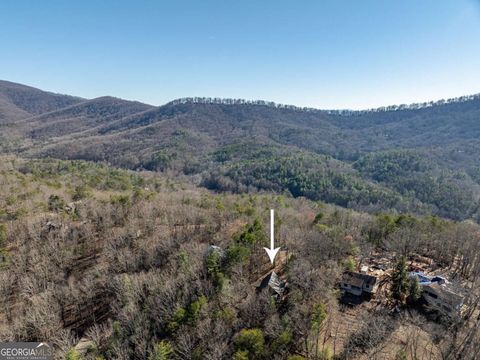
392, 256, 409, 301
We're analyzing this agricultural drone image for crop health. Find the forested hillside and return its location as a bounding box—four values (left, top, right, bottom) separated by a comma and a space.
2, 156, 480, 359
0, 80, 83, 122
1, 81, 480, 221
2, 81, 480, 359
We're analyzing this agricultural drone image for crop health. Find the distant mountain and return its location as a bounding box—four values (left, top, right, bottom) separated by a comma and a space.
2, 80, 480, 221
23, 96, 154, 140
0, 80, 83, 122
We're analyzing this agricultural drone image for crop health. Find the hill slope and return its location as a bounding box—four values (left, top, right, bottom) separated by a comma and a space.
2, 81, 480, 220
22, 96, 154, 140
0, 80, 84, 122
2, 156, 478, 359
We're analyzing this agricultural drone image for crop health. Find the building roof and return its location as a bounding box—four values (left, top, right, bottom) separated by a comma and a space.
424, 282, 464, 306
410, 271, 446, 285
342, 271, 377, 287
257, 271, 286, 296
204, 245, 225, 259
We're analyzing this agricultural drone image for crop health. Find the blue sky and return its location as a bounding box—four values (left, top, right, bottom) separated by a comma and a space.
1, 0, 480, 109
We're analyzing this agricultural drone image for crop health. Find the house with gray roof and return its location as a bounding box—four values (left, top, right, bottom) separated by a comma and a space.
340, 271, 378, 296
422, 282, 464, 316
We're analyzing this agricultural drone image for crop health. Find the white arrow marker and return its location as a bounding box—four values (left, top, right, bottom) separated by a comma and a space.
264, 209, 280, 264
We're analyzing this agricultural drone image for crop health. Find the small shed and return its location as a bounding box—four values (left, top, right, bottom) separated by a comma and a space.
204, 245, 225, 259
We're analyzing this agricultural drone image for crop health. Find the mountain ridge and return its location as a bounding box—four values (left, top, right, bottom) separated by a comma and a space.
0, 80, 84, 122
2, 79, 480, 221
167, 92, 480, 115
